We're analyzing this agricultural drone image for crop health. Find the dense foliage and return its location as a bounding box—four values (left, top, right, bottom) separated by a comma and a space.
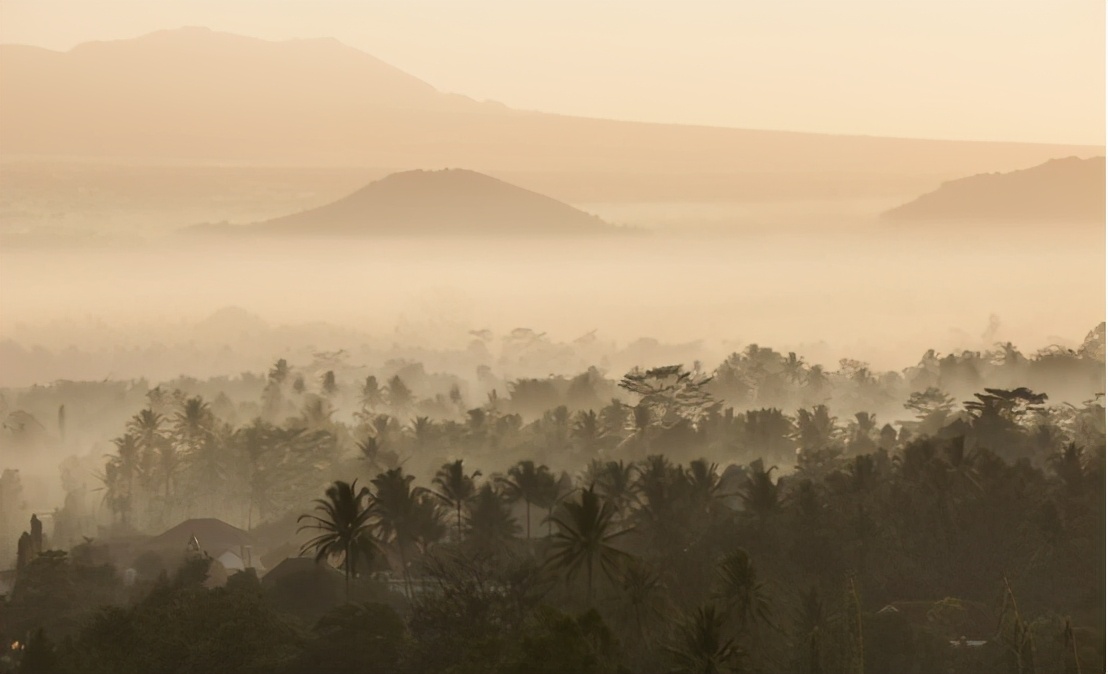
1, 333, 1103, 673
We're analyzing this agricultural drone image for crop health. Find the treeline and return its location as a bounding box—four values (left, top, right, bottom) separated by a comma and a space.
3, 353, 1105, 673
3, 326, 1104, 468
5, 426, 1104, 672
33, 349, 1106, 543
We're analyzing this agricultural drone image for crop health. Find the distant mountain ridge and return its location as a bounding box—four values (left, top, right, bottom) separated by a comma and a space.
1, 27, 1102, 202
882, 157, 1106, 223
233, 168, 612, 236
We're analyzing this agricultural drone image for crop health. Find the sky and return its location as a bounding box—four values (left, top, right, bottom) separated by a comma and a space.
1, 0, 1104, 146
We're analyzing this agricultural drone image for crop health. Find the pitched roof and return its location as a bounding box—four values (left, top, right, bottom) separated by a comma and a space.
148, 518, 253, 556
262, 557, 343, 586
876, 600, 993, 640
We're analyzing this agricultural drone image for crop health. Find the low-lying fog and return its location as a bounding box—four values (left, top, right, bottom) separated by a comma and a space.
1, 208, 1102, 388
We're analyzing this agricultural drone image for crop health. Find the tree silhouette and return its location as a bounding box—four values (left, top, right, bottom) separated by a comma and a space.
466, 484, 520, 554
714, 548, 772, 631
297, 479, 376, 601
666, 604, 742, 674
545, 485, 630, 604
499, 460, 556, 543
429, 459, 481, 541
371, 467, 424, 597
739, 459, 782, 529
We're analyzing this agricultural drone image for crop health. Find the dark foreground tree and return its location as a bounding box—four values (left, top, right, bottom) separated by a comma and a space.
429, 459, 481, 540
546, 486, 630, 605
667, 604, 742, 674
298, 480, 376, 601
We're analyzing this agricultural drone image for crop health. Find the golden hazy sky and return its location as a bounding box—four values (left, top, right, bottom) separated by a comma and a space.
1, 0, 1104, 145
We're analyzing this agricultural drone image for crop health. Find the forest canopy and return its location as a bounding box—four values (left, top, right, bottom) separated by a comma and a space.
0, 329, 1104, 673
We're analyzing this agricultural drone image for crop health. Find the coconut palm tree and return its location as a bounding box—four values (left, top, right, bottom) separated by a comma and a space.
794, 405, 838, 452
466, 484, 520, 554
409, 491, 447, 557
686, 459, 723, 513
545, 485, 630, 604
614, 557, 668, 646
174, 397, 212, 447
498, 460, 555, 543
297, 479, 376, 601
715, 548, 772, 631
571, 409, 607, 455
96, 461, 126, 526
409, 416, 437, 453
585, 460, 636, 519
740, 459, 782, 526
127, 409, 167, 495
387, 376, 413, 417
174, 397, 222, 504
110, 433, 141, 521
429, 459, 481, 540
667, 604, 742, 674
370, 467, 421, 597
782, 352, 807, 384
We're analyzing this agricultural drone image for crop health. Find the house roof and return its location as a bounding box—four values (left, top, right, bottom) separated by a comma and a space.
876, 600, 993, 640
148, 518, 254, 556
262, 557, 343, 586
259, 540, 300, 570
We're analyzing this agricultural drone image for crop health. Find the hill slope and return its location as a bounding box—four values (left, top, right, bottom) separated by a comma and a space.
1, 28, 1102, 201
250, 168, 611, 236
882, 157, 1106, 223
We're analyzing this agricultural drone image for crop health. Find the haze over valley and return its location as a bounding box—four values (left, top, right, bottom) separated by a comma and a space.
0, 5, 1104, 673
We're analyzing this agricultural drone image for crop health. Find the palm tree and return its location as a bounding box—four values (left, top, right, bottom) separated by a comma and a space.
498, 460, 555, 543
1049, 442, 1088, 496
740, 459, 782, 527
632, 454, 689, 549
127, 408, 167, 495
387, 376, 413, 417
585, 460, 636, 518
545, 485, 630, 604
782, 352, 807, 385
794, 405, 838, 452
667, 604, 742, 674
409, 491, 447, 556
233, 419, 279, 528
175, 397, 220, 504
715, 549, 772, 631
615, 557, 668, 646
572, 409, 607, 454
301, 396, 334, 429
354, 435, 397, 475
466, 484, 520, 553
370, 467, 420, 597
409, 416, 437, 452
297, 479, 376, 601
686, 459, 723, 513
174, 397, 212, 441
110, 433, 141, 524
794, 586, 826, 674
429, 459, 481, 540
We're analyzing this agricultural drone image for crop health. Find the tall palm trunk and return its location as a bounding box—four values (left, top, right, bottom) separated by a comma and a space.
587, 558, 594, 606
399, 542, 412, 599
344, 540, 351, 602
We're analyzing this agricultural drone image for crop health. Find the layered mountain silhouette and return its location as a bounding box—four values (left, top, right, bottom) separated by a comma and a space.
882, 157, 1106, 223
2, 28, 1102, 201
200, 169, 612, 236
